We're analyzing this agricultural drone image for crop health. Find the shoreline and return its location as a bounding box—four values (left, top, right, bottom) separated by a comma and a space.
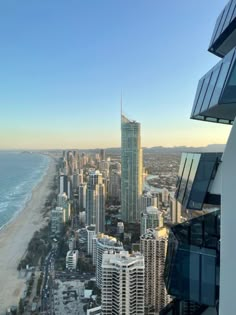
0, 156, 57, 314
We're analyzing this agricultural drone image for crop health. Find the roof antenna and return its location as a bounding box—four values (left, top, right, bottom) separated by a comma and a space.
121, 90, 123, 117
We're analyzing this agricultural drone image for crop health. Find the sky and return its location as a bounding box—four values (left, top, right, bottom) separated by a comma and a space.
0, 0, 232, 149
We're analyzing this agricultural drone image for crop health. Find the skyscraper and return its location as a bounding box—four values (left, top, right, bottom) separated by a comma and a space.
86, 170, 105, 233
101, 251, 145, 315
140, 227, 171, 314
121, 114, 143, 223
94, 233, 123, 289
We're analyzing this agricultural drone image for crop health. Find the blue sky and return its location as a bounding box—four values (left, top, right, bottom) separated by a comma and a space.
0, 0, 231, 149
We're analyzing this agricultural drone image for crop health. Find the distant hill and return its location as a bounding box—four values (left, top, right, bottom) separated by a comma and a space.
78, 144, 226, 155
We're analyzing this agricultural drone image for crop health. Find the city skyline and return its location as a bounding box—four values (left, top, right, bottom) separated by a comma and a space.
0, 0, 231, 150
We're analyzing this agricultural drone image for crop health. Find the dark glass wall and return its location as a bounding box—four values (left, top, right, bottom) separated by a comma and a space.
175, 153, 222, 210
164, 211, 220, 307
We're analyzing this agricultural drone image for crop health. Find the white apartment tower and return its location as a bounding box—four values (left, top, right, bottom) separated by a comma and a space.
94, 233, 123, 289
140, 227, 171, 314
101, 251, 145, 315
66, 250, 79, 270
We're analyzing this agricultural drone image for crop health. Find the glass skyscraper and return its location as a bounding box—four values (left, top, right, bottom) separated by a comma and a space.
121, 114, 143, 223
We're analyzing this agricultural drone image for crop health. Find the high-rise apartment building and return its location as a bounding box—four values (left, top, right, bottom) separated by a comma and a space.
86, 171, 105, 233
94, 233, 123, 289
66, 250, 79, 270
121, 114, 143, 223
101, 251, 145, 315
86, 224, 96, 255
141, 227, 171, 314
108, 169, 121, 203
140, 206, 163, 235
51, 207, 65, 235
169, 195, 181, 224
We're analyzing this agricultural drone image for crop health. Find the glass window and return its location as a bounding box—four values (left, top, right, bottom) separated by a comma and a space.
189, 251, 200, 302
184, 154, 201, 209
214, 7, 229, 41
221, 59, 236, 103
222, 0, 235, 32
175, 153, 187, 196
192, 79, 204, 117
230, 2, 236, 21
178, 154, 193, 205
209, 50, 234, 108
201, 253, 216, 305
200, 65, 221, 113
219, 118, 231, 124
210, 10, 225, 45
194, 76, 211, 116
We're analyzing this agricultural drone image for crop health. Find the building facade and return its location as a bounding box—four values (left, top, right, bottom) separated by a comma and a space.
101, 251, 145, 315
66, 250, 79, 270
86, 170, 105, 233
141, 227, 171, 314
121, 114, 143, 223
94, 233, 123, 289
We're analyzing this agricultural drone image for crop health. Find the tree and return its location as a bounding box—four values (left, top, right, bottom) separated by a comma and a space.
18, 299, 24, 315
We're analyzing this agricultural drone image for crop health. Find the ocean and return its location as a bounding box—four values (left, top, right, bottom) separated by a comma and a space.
0, 151, 50, 230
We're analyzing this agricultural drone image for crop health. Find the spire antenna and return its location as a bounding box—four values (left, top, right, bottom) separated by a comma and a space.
121, 90, 123, 116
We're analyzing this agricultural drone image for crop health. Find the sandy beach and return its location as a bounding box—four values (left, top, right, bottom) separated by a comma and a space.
0, 157, 56, 314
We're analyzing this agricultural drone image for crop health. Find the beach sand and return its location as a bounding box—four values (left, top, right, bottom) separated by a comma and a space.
0, 157, 56, 314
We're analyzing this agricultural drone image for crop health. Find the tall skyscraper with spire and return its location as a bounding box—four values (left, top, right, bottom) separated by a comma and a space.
121, 112, 143, 223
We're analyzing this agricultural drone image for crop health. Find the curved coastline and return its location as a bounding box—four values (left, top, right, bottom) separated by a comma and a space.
0, 155, 56, 314
0, 154, 50, 233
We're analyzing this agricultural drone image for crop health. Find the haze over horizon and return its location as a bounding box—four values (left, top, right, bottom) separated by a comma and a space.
0, 0, 231, 149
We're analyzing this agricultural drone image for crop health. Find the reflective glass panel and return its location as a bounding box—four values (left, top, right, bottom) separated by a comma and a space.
201, 253, 216, 305
177, 154, 193, 204
210, 10, 225, 45
222, 0, 235, 32
221, 60, 236, 103
175, 153, 187, 196
201, 65, 221, 113
189, 251, 200, 302
209, 50, 234, 108
183, 154, 200, 208
214, 7, 229, 41
192, 79, 204, 116
194, 76, 211, 116
231, 1, 236, 20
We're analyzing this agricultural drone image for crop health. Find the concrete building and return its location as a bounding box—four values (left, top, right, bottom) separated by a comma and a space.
101, 251, 145, 315
108, 169, 121, 202
86, 225, 96, 255
66, 250, 79, 270
169, 195, 181, 224
59, 174, 68, 195
86, 171, 105, 233
87, 306, 101, 315
140, 206, 163, 235
117, 221, 124, 234
141, 192, 158, 211
51, 207, 65, 235
78, 183, 87, 210
121, 114, 143, 223
140, 227, 170, 314
57, 193, 71, 223
162, 188, 170, 206
94, 233, 123, 289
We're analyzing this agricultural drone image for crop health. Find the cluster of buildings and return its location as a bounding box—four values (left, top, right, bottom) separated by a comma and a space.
48, 1, 236, 308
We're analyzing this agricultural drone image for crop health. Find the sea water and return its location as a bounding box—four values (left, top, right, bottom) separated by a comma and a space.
0, 151, 50, 230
